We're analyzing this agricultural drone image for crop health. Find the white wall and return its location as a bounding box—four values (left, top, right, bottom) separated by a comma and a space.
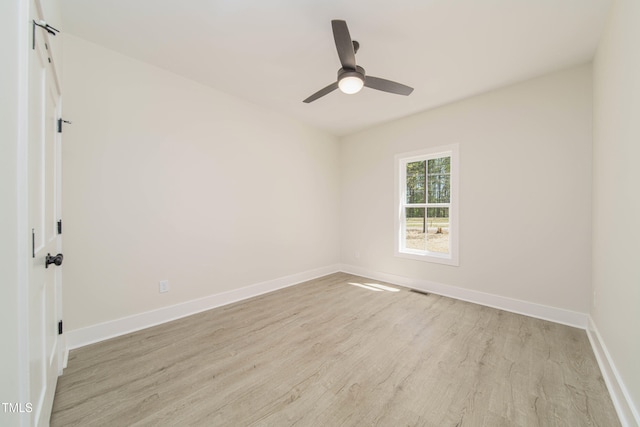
592, 0, 640, 423
340, 65, 593, 316
62, 34, 340, 332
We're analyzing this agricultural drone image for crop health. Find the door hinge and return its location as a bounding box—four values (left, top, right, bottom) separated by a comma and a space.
57, 118, 72, 133
57, 220, 62, 235
32, 20, 59, 50
58, 320, 63, 335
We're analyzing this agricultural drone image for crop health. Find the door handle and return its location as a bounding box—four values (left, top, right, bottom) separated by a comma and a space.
45, 253, 63, 268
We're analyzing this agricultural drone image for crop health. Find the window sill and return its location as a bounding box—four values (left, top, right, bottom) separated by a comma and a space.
395, 250, 459, 266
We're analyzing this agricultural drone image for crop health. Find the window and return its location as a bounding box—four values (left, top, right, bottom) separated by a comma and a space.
395, 144, 459, 265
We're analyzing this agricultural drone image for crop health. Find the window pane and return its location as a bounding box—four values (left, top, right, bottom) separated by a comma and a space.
427, 157, 450, 203
406, 161, 426, 203
426, 207, 449, 253
405, 207, 425, 250
427, 156, 450, 174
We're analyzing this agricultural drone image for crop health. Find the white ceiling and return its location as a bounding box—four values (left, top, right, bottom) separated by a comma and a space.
60, 0, 612, 136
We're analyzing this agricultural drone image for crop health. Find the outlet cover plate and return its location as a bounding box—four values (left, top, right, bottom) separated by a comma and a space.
159, 280, 169, 293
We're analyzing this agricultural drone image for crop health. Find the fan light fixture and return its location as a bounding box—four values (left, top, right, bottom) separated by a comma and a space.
339, 75, 364, 94
337, 66, 366, 95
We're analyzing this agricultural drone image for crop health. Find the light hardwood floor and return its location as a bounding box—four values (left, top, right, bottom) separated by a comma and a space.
51, 273, 620, 426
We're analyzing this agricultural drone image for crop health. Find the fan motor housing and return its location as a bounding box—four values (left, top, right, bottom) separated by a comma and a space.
338, 65, 366, 82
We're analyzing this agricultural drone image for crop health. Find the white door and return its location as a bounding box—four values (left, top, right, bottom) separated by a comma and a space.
28, 0, 63, 425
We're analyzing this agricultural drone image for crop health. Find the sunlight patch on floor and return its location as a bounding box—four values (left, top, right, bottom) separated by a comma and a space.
348, 282, 400, 292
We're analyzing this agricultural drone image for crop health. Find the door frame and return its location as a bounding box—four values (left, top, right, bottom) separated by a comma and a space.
16, 0, 33, 424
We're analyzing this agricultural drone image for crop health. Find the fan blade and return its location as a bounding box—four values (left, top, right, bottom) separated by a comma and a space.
331, 20, 356, 70
303, 82, 339, 103
365, 76, 414, 96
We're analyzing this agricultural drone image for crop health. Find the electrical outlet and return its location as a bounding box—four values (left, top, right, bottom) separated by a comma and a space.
159, 280, 169, 293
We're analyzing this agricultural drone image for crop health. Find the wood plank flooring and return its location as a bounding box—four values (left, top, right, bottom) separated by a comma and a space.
51, 273, 620, 426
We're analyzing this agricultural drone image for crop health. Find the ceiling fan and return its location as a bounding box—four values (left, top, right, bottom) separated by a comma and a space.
303, 20, 414, 103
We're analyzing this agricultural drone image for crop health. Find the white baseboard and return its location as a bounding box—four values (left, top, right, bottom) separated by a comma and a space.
66, 263, 588, 355
64, 264, 341, 352
63, 263, 636, 427
339, 264, 588, 328
587, 317, 639, 427
65, 263, 588, 351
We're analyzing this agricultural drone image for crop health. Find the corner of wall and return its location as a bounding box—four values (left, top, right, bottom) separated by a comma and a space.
586, 317, 640, 427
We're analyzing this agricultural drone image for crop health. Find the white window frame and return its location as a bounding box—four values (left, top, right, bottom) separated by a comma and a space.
395, 144, 459, 266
